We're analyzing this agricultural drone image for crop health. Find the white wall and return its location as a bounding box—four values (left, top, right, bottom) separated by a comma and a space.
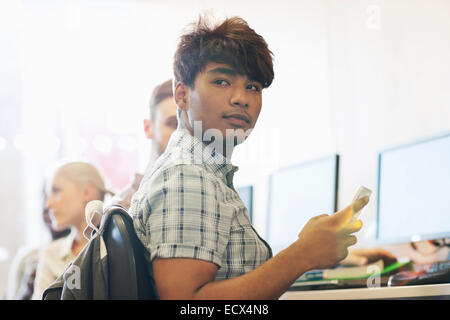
234, 0, 450, 253
1, 0, 450, 296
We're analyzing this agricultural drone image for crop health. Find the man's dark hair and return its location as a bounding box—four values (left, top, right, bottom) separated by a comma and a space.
149, 79, 173, 121
173, 16, 274, 89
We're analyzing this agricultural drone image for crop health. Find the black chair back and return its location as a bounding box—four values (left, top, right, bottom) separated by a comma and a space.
102, 206, 158, 300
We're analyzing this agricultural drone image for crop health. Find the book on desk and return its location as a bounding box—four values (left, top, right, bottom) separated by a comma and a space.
289, 259, 412, 291
289, 259, 450, 291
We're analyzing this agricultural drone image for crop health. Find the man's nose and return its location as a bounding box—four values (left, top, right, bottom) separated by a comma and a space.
230, 87, 250, 108
46, 196, 54, 209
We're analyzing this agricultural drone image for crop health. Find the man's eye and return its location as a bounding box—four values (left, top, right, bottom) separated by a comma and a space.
213, 79, 230, 86
247, 84, 261, 92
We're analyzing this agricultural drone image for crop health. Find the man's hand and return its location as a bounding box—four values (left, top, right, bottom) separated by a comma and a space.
341, 248, 397, 266
295, 197, 368, 270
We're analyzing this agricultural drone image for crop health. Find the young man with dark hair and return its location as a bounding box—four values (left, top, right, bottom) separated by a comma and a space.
130, 16, 393, 300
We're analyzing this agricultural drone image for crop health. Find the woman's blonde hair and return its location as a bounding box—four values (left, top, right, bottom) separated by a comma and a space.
51, 161, 114, 200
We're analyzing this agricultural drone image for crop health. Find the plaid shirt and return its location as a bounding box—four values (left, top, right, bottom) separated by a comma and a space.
131, 129, 272, 281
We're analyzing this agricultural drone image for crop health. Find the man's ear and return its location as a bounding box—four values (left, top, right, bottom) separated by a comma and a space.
174, 81, 189, 112
143, 119, 152, 140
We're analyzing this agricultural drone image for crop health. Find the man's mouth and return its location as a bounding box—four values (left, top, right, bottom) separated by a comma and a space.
49, 210, 58, 219
223, 113, 251, 126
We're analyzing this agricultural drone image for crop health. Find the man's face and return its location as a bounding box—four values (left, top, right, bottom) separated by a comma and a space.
150, 97, 178, 155
181, 62, 263, 146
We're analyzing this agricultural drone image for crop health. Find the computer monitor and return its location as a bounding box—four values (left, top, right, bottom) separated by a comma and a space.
266, 155, 339, 254
376, 132, 450, 244
236, 185, 253, 223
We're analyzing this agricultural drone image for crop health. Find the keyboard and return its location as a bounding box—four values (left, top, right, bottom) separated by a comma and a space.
388, 260, 450, 287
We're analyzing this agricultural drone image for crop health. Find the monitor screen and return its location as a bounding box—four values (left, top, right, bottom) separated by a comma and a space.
236, 185, 253, 223
376, 133, 450, 244
266, 155, 339, 254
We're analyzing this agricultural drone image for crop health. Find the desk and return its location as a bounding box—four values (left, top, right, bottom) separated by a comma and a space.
281, 283, 450, 300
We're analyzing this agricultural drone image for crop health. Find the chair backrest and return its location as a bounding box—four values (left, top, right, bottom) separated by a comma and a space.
102, 206, 158, 300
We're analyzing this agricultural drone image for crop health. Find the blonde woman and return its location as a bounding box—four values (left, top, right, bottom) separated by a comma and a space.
32, 161, 113, 300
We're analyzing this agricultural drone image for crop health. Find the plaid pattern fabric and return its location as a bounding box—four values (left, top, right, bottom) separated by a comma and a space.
131, 129, 272, 281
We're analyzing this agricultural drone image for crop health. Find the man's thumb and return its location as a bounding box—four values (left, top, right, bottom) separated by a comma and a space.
332, 196, 369, 226
332, 202, 354, 226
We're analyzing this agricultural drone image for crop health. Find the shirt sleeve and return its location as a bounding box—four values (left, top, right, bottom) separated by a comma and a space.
135, 164, 233, 269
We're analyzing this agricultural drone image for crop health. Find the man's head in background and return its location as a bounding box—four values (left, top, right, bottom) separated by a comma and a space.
108, 80, 178, 210
143, 79, 178, 156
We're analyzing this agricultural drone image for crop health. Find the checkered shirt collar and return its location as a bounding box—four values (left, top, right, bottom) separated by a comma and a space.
167, 128, 239, 180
